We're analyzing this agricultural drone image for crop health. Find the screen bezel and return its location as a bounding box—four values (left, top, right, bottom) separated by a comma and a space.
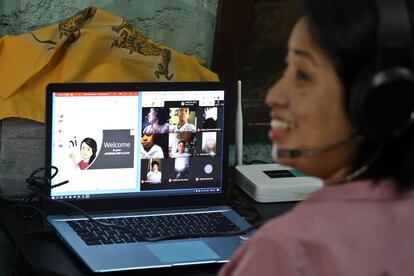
44, 82, 229, 215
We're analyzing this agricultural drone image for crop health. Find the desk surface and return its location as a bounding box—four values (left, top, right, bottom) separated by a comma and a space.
4, 185, 296, 276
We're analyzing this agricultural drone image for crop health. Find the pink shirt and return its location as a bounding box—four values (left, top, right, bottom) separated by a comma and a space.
219, 179, 414, 276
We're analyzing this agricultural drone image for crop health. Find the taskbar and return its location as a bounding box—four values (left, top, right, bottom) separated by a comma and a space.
51, 187, 222, 200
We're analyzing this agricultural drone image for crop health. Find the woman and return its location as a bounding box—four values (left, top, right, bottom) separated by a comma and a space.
69, 137, 97, 170
202, 132, 217, 156
170, 140, 190, 158
142, 107, 169, 134
169, 107, 196, 133
141, 133, 164, 159
220, 0, 414, 275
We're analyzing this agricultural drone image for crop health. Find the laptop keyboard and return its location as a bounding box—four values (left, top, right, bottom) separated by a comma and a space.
67, 212, 241, 246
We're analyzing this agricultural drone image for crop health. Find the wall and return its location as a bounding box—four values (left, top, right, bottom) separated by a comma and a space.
242, 0, 295, 143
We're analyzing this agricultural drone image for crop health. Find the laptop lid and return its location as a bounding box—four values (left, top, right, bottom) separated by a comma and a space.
44, 82, 229, 215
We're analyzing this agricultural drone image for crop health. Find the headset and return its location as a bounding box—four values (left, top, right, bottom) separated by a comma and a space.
349, 0, 414, 141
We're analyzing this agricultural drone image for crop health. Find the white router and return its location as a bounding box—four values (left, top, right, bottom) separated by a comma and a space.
235, 163, 323, 203
234, 80, 323, 203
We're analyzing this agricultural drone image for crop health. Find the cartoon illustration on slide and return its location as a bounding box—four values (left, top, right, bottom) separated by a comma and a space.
69, 137, 97, 170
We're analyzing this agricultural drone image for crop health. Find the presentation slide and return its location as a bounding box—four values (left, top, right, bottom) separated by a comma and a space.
51, 92, 140, 195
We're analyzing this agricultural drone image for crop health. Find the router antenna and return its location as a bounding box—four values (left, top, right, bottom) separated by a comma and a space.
236, 80, 243, 166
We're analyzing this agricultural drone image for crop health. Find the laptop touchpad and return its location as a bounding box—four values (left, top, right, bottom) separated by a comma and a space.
147, 241, 219, 263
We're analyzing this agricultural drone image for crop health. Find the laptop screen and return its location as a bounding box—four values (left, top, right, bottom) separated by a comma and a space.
46, 83, 227, 203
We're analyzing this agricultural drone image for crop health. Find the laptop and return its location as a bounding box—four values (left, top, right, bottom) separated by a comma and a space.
44, 82, 253, 273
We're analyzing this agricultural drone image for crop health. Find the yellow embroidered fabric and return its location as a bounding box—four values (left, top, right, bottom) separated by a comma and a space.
0, 7, 218, 123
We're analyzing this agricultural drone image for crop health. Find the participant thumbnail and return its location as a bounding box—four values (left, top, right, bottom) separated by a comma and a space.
201, 132, 217, 156
169, 107, 196, 133
141, 133, 168, 159
142, 107, 169, 134
170, 139, 190, 158
146, 159, 162, 184
190, 156, 221, 182
202, 107, 218, 129
168, 132, 196, 157
174, 157, 189, 179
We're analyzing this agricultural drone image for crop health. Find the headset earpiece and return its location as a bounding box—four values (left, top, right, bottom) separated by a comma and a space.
350, 65, 414, 140
348, 0, 414, 141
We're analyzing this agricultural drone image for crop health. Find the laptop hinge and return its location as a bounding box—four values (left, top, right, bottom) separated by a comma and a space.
64, 205, 212, 217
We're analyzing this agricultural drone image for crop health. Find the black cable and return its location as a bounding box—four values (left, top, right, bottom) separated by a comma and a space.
230, 199, 262, 224
145, 222, 260, 242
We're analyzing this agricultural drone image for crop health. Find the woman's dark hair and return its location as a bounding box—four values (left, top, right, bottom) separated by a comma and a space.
153, 108, 169, 125
177, 140, 186, 148
298, 0, 414, 191
81, 137, 97, 164
151, 160, 159, 168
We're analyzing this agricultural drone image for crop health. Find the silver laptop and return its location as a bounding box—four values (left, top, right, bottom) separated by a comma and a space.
44, 82, 253, 273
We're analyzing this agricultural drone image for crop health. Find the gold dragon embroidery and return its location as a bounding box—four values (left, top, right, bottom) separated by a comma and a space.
111, 20, 174, 80
29, 7, 96, 50
58, 7, 96, 41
